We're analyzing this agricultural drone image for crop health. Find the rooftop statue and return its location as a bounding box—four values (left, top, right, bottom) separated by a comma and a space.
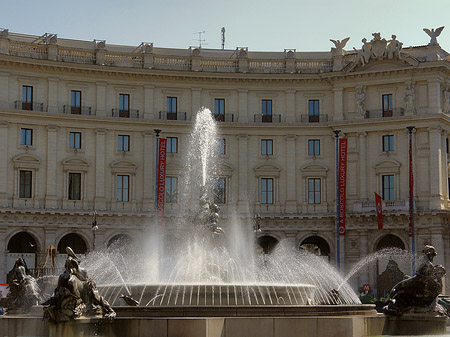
383, 245, 447, 316
354, 33, 403, 67
330, 37, 350, 57
42, 247, 116, 322
423, 26, 445, 46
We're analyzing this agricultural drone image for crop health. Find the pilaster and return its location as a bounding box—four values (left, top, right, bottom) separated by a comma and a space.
238, 134, 249, 214
428, 126, 444, 209
143, 131, 155, 211
144, 85, 155, 119
333, 87, 344, 121
191, 87, 202, 115
45, 125, 58, 208
95, 128, 106, 209
358, 230, 369, 286
358, 132, 367, 200
47, 78, 59, 113
285, 134, 297, 213
96, 82, 106, 117
238, 90, 248, 123
0, 228, 6, 282
427, 79, 442, 113
0, 122, 8, 206
285, 90, 296, 123
0, 72, 9, 108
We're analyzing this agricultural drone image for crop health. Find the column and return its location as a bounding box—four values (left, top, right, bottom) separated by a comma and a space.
0, 72, 9, 108
432, 230, 446, 291
47, 78, 58, 113
441, 130, 448, 201
285, 135, 297, 213
429, 127, 444, 209
96, 82, 106, 117
45, 125, 58, 208
44, 227, 57, 255
333, 87, 344, 121
144, 85, 154, 119
238, 134, 248, 214
238, 90, 248, 122
0, 122, 8, 206
0, 228, 6, 282
340, 237, 345, 275
427, 79, 441, 113
191, 87, 202, 116
143, 131, 154, 211
358, 132, 368, 200
95, 129, 106, 209
358, 230, 370, 289
285, 90, 296, 123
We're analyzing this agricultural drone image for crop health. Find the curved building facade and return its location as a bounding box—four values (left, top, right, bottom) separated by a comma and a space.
0, 29, 450, 296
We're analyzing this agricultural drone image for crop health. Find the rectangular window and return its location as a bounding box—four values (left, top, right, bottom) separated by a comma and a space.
119, 94, 130, 118
308, 178, 321, 204
382, 135, 394, 152
382, 175, 395, 200
213, 177, 226, 204
68, 172, 81, 200
382, 94, 393, 117
69, 132, 82, 149
261, 178, 273, 204
22, 85, 33, 110
71, 90, 82, 114
20, 128, 33, 146
262, 99, 272, 122
261, 139, 273, 156
167, 137, 178, 153
19, 170, 32, 198
117, 175, 129, 202
219, 138, 226, 155
308, 100, 319, 122
167, 97, 177, 120
166, 176, 178, 203
308, 139, 320, 155
214, 98, 225, 121
118, 135, 130, 152
446, 138, 449, 154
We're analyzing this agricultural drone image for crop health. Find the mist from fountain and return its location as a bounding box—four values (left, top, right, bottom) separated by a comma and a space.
83, 107, 363, 307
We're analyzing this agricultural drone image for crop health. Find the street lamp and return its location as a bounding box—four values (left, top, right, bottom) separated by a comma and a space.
92, 210, 98, 251
407, 126, 415, 275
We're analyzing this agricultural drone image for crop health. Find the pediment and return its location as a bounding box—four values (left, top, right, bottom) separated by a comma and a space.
300, 163, 328, 172
254, 164, 281, 177
374, 159, 401, 169
110, 159, 138, 169
62, 156, 89, 167
345, 55, 418, 73
12, 153, 41, 165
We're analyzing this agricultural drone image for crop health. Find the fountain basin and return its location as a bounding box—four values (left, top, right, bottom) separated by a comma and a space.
99, 283, 317, 307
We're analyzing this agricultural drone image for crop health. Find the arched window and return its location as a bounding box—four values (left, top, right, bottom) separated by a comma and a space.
300, 236, 330, 261
57, 233, 87, 254
257, 236, 279, 254
376, 234, 405, 251
107, 234, 133, 249
8, 232, 37, 253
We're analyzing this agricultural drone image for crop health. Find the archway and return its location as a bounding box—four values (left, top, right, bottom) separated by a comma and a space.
375, 234, 406, 298
6, 232, 38, 282
257, 236, 279, 254
57, 233, 87, 254
107, 234, 134, 251
299, 236, 330, 262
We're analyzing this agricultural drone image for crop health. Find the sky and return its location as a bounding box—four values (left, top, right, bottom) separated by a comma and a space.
1, 0, 449, 52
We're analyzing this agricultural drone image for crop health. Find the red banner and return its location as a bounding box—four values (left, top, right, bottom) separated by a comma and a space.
375, 192, 383, 229
338, 138, 347, 235
157, 138, 167, 225
409, 134, 413, 237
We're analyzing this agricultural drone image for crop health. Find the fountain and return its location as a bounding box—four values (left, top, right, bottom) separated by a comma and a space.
0, 108, 389, 337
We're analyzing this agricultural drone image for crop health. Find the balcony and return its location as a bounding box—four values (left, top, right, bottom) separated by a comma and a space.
300, 114, 328, 123
159, 111, 188, 121
63, 105, 92, 115
213, 113, 235, 122
353, 200, 407, 212
14, 100, 44, 112
253, 114, 283, 123
364, 108, 404, 119
112, 109, 140, 118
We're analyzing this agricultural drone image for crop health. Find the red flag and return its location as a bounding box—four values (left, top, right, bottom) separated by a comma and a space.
338, 138, 347, 236
375, 192, 383, 229
157, 138, 167, 225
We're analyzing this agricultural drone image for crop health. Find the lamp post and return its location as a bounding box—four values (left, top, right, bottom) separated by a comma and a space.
154, 129, 161, 224
91, 210, 98, 251
407, 126, 415, 275
333, 129, 341, 272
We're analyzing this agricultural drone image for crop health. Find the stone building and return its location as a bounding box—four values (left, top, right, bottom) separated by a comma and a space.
0, 29, 450, 296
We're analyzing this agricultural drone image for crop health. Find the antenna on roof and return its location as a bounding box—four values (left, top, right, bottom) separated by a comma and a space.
221, 27, 225, 50
194, 31, 207, 48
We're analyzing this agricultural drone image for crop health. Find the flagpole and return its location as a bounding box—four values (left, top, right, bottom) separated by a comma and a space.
407, 126, 415, 275
334, 130, 341, 272
154, 129, 161, 225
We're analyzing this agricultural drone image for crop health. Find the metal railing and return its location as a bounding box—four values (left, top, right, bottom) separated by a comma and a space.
29, 267, 64, 278
112, 109, 140, 118
300, 114, 328, 123
159, 111, 188, 121
364, 108, 404, 119
253, 114, 283, 123
14, 100, 44, 112
213, 113, 235, 122
63, 105, 92, 115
